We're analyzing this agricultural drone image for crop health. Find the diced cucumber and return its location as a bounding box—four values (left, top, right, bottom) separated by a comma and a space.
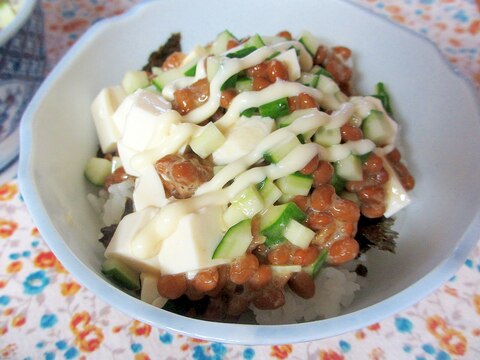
275, 172, 313, 197
101, 258, 140, 290
272, 48, 301, 81
184, 64, 197, 77
266, 50, 282, 60
339, 191, 360, 204
227, 46, 257, 59
361, 109, 395, 146
263, 135, 300, 164
276, 108, 317, 128
330, 170, 347, 193
122, 71, 149, 94
151, 67, 163, 76
316, 74, 340, 94
373, 82, 393, 115
190, 122, 226, 158
223, 203, 248, 228
299, 72, 319, 88
270, 265, 302, 277
235, 77, 253, 92
259, 97, 290, 119
276, 193, 294, 204
212, 219, 252, 259
84, 157, 112, 187
257, 177, 282, 206
206, 56, 221, 81
244, 33, 265, 49
284, 220, 315, 249
241, 107, 258, 117
311, 65, 333, 79
221, 73, 238, 90
261, 202, 307, 247
334, 153, 363, 181
303, 249, 328, 278
300, 129, 317, 143
231, 185, 264, 218
314, 126, 341, 147
298, 31, 320, 57
210, 30, 238, 55
151, 69, 184, 91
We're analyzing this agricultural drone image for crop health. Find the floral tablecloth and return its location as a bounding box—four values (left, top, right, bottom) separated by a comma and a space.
1, 0, 480, 359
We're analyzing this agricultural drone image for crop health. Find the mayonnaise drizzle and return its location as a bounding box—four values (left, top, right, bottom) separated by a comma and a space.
116, 35, 398, 260
215, 81, 324, 131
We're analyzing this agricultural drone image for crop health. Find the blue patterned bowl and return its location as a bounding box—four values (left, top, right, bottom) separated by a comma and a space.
0, 0, 45, 172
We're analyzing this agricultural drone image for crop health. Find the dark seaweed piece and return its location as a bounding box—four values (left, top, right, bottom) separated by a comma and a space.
356, 215, 398, 254
355, 264, 368, 277
123, 197, 134, 217
163, 295, 210, 317
98, 198, 134, 248
142, 33, 182, 72
99, 224, 117, 248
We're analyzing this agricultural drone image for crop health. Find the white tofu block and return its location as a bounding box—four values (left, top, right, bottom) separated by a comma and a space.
112, 89, 172, 138
140, 273, 167, 308
117, 141, 141, 177
158, 206, 229, 275
381, 154, 411, 218
121, 106, 180, 153
90, 86, 126, 153
133, 164, 167, 211
105, 207, 161, 275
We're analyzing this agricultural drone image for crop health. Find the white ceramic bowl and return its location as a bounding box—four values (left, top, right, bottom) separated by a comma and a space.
19, 0, 480, 344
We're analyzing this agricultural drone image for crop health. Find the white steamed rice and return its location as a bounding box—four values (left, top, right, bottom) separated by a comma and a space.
89, 181, 367, 324
252, 266, 365, 324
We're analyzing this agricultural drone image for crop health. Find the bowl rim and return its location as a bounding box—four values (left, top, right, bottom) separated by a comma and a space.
18, 0, 480, 344
0, 0, 37, 47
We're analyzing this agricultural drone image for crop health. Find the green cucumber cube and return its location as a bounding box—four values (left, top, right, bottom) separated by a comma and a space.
303, 250, 328, 278
334, 154, 363, 181
275, 172, 313, 197
298, 31, 320, 57
84, 157, 112, 187
257, 177, 282, 206
244, 33, 265, 49
263, 135, 300, 164
231, 185, 264, 218
314, 126, 341, 147
101, 258, 140, 290
223, 203, 248, 228
122, 71, 149, 94
259, 97, 290, 119
235, 77, 253, 92
210, 30, 238, 55
361, 109, 395, 146
213, 219, 252, 259
190, 122, 226, 159
284, 219, 315, 249
260, 202, 306, 247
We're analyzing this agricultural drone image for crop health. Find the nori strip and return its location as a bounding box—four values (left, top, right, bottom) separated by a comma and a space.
356, 215, 398, 254
142, 33, 182, 72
